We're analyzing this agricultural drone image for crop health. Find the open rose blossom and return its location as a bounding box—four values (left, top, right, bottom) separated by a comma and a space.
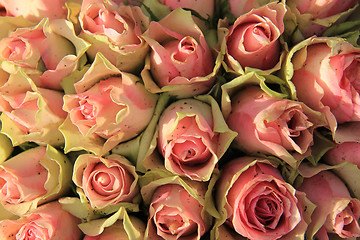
140, 171, 213, 240
79, 0, 149, 73
141, 8, 219, 98
0, 201, 82, 240
224, 84, 328, 168
214, 157, 312, 240
219, 2, 286, 74
60, 53, 158, 155
0, 145, 73, 216
298, 170, 360, 239
141, 95, 236, 181
286, 0, 358, 39
0, 71, 66, 147
0, 17, 90, 90
285, 36, 360, 142
0, 0, 68, 22
72, 153, 139, 210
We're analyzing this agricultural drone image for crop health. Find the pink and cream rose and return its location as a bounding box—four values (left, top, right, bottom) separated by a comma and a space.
72, 154, 139, 209
298, 170, 360, 239
224, 85, 327, 168
79, 0, 149, 72
219, 2, 286, 73
215, 157, 311, 240
60, 54, 158, 155
0, 201, 82, 240
141, 8, 218, 98
286, 37, 360, 142
0, 146, 73, 216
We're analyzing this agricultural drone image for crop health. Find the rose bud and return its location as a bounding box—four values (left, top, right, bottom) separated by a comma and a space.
323, 142, 360, 169
82, 207, 146, 240
215, 157, 312, 240
149, 97, 235, 181
285, 37, 360, 142
60, 53, 158, 155
0, 145, 73, 216
286, 0, 358, 39
0, 18, 90, 90
225, 85, 328, 168
141, 8, 219, 98
228, 0, 273, 18
0, 0, 68, 22
79, 0, 149, 73
0, 201, 82, 240
298, 170, 360, 239
219, 2, 286, 74
72, 153, 139, 210
140, 170, 213, 240
0, 71, 66, 147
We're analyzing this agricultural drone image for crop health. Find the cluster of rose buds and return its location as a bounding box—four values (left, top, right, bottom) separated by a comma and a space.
0, 0, 359, 239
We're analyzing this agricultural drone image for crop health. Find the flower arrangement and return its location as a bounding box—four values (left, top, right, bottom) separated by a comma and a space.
0, 0, 359, 239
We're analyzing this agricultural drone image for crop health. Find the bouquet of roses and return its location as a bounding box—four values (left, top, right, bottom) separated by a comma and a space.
0, 0, 359, 239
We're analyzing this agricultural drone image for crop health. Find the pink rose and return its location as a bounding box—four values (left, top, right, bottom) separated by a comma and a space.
221, 2, 286, 72
286, 0, 358, 38
287, 37, 360, 140
147, 183, 210, 239
298, 170, 360, 239
0, 71, 66, 146
215, 157, 310, 240
228, 0, 272, 18
323, 142, 360, 168
60, 55, 158, 155
141, 8, 217, 98
0, 146, 73, 216
79, 0, 149, 72
0, 0, 67, 22
72, 154, 139, 209
225, 85, 327, 168
0, 201, 82, 240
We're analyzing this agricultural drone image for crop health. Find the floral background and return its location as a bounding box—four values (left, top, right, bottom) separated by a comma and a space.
0, 0, 359, 239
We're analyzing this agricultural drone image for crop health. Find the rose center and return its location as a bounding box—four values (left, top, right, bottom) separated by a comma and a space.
345, 57, 360, 91
173, 37, 197, 62
255, 197, 278, 226
2, 38, 26, 60
94, 172, 111, 186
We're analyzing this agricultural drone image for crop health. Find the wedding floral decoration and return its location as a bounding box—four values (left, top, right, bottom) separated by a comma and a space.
0, 0, 359, 239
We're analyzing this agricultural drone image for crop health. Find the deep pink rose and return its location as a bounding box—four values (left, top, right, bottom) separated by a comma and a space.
72, 154, 139, 209
223, 2, 286, 71
286, 0, 358, 38
147, 183, 210, 239
226, 85, 327, 168
141, 8, 216, 97
0, 201, 82, 240
0, 0, 67, 22
323, 142, 360, 168
216, 157, 308, 240
288, 37, 360, 140
0, 146, 73, 215
298, 170, 360, 239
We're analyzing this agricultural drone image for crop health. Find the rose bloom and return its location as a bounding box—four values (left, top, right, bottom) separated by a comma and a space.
0, 201, 82, 240
225, 85, 327, 168
61, 63, 158, 155
222, 2, 286, 72
147, 183, 210, 240
72, 154, 139, 209
0, 71, 66, 146
298, 170, 360, 239
157, 99, 226, 181
0, 146, 73, 216
286, 0, 358, 38
288, 37, 360, 138
83, 215, 145, 240
79, 0, 149, 72
215, 157, 308, 240
141, 8, 216, 98
0, 0, 67, 22
323, 142, 360, 168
